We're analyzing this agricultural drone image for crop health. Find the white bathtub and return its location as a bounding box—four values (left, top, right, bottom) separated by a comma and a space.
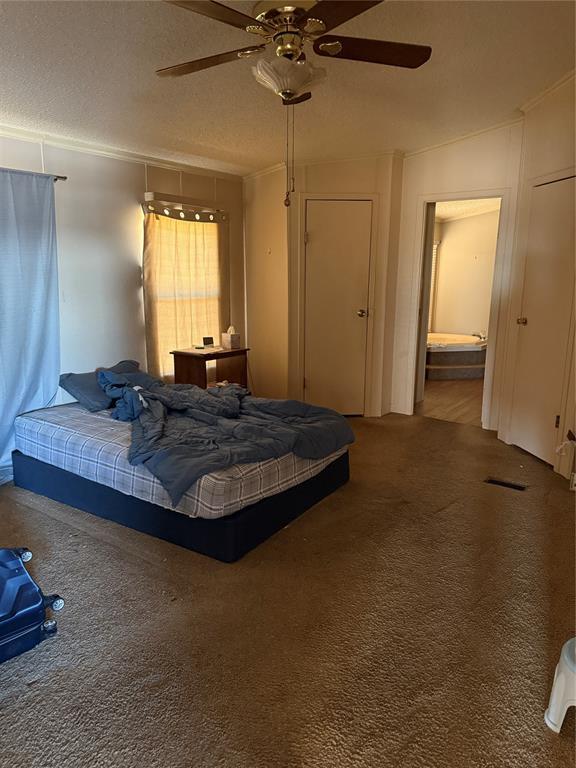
427, 332, 487, 352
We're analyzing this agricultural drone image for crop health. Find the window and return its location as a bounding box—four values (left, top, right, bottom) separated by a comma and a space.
143, 214, 221, 380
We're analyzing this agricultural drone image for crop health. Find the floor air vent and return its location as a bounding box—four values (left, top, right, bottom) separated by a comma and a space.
484, 477, 527, 491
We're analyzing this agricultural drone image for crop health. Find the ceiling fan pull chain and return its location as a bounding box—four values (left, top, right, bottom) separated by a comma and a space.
284, 105, 296, 207
291, 105, 296, 194
284, 104, 291, 207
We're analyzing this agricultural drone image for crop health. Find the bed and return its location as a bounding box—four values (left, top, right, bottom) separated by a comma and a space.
12, 404, 349, 562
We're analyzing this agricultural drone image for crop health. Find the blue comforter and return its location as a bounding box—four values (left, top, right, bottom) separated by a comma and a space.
97, 371, 354, 505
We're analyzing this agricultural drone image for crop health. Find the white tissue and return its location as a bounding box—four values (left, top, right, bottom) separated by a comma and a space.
222, 326, 240, 349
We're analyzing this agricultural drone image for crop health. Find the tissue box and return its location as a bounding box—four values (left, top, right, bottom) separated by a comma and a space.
221, 332, 241, 350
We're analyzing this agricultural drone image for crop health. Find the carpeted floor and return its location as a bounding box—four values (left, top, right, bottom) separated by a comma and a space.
0, 414, 574, 768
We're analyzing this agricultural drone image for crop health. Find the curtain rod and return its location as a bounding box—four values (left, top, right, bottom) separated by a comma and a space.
0, 166, 67, 182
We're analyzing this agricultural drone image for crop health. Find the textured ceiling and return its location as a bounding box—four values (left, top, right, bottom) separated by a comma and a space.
0, 1, 574, 174
435, 197, 502, 222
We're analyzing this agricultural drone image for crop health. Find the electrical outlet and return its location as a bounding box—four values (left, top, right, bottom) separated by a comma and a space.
570, 472, 576, 492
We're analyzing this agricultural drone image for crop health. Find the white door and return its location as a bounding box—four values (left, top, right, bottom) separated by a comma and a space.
304, 199, 372, 414
414, 203, 437, 403
509, 176, 575, 464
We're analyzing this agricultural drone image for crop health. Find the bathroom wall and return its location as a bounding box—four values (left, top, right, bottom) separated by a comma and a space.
432, 210, 500, 335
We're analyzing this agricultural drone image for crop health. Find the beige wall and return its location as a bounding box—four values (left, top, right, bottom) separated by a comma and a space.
522, 74, 575, 181
243, 167, 289, 399
286, 155, 403, 416
244, 155, 404, 412
498, 74, 575, 476
390, 72, 574, 473
391, 122, 524, 425
0, 132, 244, 399
242, 76, 573, 454
433, 210, 499, 335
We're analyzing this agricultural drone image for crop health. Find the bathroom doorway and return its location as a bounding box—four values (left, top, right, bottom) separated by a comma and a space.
414, 198, 502, 426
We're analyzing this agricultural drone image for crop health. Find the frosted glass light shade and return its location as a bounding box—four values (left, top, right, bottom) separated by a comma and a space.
253, 56, 326, 98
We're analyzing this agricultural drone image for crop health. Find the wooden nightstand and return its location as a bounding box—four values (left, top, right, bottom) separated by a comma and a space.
170, 347, 249, 388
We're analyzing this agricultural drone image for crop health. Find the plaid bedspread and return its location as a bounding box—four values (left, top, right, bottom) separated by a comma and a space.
14, 404, 346, 520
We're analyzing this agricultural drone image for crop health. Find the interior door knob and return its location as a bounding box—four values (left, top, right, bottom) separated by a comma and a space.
516, 317, 528, 325
357, 309, 367, 317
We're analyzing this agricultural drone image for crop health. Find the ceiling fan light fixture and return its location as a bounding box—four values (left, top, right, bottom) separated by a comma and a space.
273, 32, 302, 60
253, 56, 325, 100
158, 2, 432, 94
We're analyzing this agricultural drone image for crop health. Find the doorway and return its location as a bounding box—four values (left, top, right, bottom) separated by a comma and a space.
414, 198, 502, 427
303, 199, 373, 415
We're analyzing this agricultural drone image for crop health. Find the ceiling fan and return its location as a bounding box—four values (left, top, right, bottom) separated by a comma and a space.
156, 1, 432, 105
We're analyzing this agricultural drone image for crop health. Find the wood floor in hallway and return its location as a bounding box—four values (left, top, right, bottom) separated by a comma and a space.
415, 377, 484, 426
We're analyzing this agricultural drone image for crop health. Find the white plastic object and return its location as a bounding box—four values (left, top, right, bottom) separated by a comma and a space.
545, 637, 576, 733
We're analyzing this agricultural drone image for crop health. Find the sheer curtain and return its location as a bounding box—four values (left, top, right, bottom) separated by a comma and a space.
0, 169, 60, 484
143, 214, 222, 380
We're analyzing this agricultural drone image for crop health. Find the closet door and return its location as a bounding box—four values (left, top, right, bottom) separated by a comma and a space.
304, 199, 372, 415
509, 176, 575, 464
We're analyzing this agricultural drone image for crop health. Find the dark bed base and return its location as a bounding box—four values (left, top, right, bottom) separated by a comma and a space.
11, 450, 349, 563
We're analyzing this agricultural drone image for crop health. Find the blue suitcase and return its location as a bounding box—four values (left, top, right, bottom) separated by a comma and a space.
0, 547, 64, 664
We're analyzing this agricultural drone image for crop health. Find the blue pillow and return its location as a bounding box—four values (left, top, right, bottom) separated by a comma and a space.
96, 369, 162, 399
59, 360, 140, 412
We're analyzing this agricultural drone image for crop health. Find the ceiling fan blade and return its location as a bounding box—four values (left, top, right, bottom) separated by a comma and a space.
282, 92, 312, 106
166, 1, 272, 32
156, 45, 265, 78
300, 2, 383, 33
313, 35, 432, 68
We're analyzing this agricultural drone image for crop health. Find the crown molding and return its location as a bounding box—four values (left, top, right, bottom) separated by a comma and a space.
520, 70, 575, 113
404, 118, 524, 160
404, 72, 575, 161
243, 162, 286, 181
437, 206, 502, 224
243, 150, 404, 180
0, 123, 246, 180
296, 150, 403, 169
